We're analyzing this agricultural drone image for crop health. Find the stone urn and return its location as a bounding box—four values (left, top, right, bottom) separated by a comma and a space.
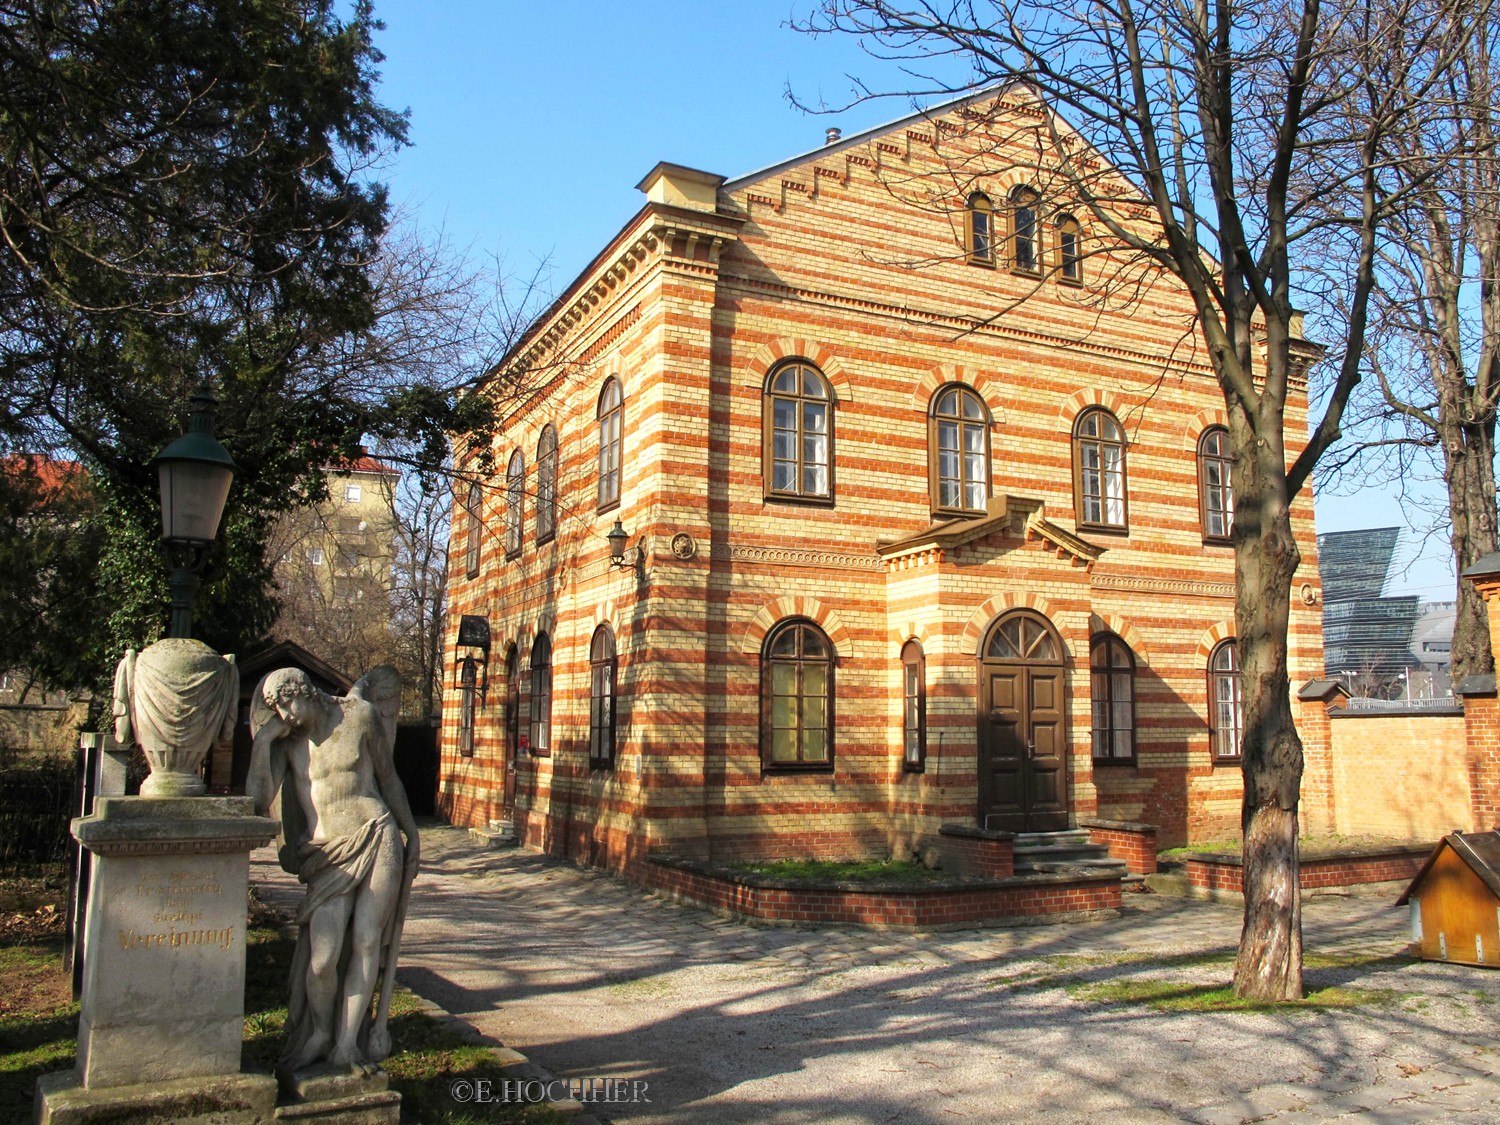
112, 638, 238, 797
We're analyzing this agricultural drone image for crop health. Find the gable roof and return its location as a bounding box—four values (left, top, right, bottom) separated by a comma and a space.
238, 639, 353, 698
1396, 831, 1500, 905
723, 84, 1017, 192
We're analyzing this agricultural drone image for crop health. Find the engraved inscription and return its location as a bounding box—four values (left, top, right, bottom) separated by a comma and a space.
123, 868, 231, 952
118, 926, 234, 951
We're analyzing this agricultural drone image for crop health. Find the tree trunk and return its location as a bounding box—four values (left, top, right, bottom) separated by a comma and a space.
1443, 418, 1499, 680
1231, 419, 1305, 1001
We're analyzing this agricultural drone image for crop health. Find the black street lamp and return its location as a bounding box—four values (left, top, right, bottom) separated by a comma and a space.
151, 382, 236, 639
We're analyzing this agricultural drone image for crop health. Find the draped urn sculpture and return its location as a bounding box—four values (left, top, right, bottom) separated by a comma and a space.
112, 638, 239, 797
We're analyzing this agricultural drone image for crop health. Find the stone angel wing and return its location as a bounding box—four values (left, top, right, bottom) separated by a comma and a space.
248, 672, 308, 874
349, 664, 401, 758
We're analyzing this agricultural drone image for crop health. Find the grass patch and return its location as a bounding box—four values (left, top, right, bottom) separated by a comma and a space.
3, 920, 560, 1124
0, 937, 77, 1118
1158, 834, 1419, 860
734, 858, 940, 883
1067, 978, 1405, 1012
1042, 950, 1234, 972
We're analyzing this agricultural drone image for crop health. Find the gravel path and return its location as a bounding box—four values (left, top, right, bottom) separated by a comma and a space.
251, 825, 1500, 1124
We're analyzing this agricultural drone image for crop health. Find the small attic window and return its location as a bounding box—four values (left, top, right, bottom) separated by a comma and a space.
966, 193, 994, 267
1011, 187, 1040, 274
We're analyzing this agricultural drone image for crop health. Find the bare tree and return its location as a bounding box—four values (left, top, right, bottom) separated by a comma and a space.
386, 465, 450, 721
796, 0, 1477, 998
1316, 9, 1500, 680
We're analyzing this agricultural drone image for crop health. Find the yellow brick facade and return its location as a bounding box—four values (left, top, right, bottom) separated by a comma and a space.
439, 92, 1329, 862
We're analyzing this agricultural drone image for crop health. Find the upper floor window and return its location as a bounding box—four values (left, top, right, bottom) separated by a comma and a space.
764, 361, 832, 502
930, 384, 990, 515
1056, 214, 1082, 283
902, 639, 926, 772
589, 625, 617, 769
1090, 634, 1135, 763
504, 450, 524, 559
536, 424, 558, 545
463, 481, 482, 578
966, 192, 994, 266
1073, 407, 1128, 530
529, 633, 552, 757
1209, 640, 1242, 762
761, 619, 833, 771
598, 378, 623, 511
344, 484, 362, 503
1011, 187, 1040, 273
1198, 426, 1233, 543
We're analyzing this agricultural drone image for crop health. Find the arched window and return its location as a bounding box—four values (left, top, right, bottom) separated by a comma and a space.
1056, 213, 1082, 282
966, 192, 994, 266
902, 639, 926, 772
1090, 634, 1135, 762
1073, 407, 1128, 530
1209, 640, 1242, 762
764, 361, 832, 501
536, 424, 558, 545
597, 378, 623, 511
1198, 426, 1233, 542
930, 384, 990, 514
503, 643, 520, 765
504, 450, 524, 559
1011, 187, 1040, 273
762, 619, 834, 771
529, 633, 552, 757
463, 481, 482, 579
458, 657, 477, 758
589, 625, 617, 769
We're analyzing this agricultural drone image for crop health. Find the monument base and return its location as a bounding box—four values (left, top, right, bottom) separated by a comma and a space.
35, 1068, 278, 1125
274, 1064, 401, 1124
68, 796, 279, 1089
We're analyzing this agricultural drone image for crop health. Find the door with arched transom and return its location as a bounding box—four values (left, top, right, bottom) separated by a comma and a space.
978, 610, 1068, 832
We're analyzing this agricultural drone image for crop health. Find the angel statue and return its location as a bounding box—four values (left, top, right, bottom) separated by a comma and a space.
247, 665, 420, 1074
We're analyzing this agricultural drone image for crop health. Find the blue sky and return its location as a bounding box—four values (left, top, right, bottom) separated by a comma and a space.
369, 0, 1455, 601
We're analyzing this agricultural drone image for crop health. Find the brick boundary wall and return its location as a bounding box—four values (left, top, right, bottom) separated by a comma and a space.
1077, 817, 1159, 874
646, 856, 1120, 929
1183, 845, 1430, 895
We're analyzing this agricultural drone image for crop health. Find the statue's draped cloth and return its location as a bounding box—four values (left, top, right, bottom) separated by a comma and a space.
293, 813, 396, 923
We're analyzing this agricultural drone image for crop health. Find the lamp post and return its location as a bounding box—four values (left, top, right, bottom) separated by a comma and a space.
150, 382, 237, 638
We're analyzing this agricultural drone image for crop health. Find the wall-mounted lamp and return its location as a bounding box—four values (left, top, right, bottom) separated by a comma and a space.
454, 614, 490, 702
606, 518, 633, 569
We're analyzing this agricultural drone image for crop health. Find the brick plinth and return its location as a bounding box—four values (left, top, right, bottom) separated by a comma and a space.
1183, 845, 1430, 894
647, 857, 1119, 929
937, 824, 1015, 877
1078, 817, 1158, 874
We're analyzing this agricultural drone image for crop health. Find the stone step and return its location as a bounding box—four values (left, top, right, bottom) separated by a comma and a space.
1012, 843, 1114, 864
1012, 829, 1093, 848
1026, 864, 1128, 882
468, 820, 517, 848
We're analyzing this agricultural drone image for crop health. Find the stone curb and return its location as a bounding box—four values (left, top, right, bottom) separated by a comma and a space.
398, 987, 605, 1124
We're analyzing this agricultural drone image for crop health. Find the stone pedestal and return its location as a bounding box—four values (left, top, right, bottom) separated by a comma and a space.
274, 1065, 401, 1124
36, 795, 279, 1124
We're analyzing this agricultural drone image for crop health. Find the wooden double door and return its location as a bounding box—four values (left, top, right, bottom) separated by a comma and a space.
978, 610, 1069, 832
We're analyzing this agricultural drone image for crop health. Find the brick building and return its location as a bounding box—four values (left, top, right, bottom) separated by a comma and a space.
439, 89, 1329, 867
